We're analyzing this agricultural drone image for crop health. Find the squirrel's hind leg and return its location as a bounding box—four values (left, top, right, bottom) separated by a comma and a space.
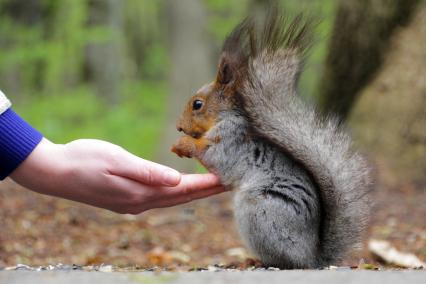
233, 187, 321, 269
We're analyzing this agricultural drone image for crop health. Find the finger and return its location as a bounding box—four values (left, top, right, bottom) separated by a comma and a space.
108, 150, 181, 187
126, 173, 223, 206
146, 186, 226, 209
162, 173, 222, 198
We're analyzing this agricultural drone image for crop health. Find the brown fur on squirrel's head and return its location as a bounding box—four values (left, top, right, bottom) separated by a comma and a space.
176, 21, 252, 139
175, 81, 227, 139
175, 74, 240, 138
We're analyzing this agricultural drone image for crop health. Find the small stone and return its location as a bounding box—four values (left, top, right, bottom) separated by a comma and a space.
336, 266, 351, 271
189, 267, 207, 272
98, 265, 113, 272
72, 264, 83, 270
15, 264, 33, 271
207, 265, 220, 272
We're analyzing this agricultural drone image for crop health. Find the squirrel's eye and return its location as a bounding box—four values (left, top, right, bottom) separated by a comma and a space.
192, 99, 203, 111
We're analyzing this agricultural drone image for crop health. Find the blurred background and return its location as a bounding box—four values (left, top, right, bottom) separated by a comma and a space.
0, 0, 425, 269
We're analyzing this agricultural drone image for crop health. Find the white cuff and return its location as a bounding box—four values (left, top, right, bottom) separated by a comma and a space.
0, 90, 12, 115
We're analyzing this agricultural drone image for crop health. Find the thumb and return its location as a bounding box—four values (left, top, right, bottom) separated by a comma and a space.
108, 150, 181, 186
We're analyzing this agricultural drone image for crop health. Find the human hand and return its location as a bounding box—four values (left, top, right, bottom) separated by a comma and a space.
10, 138, 225, 214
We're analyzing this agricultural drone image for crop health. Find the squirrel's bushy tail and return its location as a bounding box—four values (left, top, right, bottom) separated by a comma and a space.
223, 10, 372, 265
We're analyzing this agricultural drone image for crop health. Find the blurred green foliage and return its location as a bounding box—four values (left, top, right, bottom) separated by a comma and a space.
15, 81, 167, 160
0, 0, 336, 158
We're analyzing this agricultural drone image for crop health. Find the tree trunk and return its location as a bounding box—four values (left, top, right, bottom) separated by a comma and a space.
318, 0, 419, 122
85, 0, 123, 105
350, 5, 426, 188
156, 0, 213, 172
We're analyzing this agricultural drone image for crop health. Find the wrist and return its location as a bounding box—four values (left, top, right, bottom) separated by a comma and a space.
10, 138, 68, 194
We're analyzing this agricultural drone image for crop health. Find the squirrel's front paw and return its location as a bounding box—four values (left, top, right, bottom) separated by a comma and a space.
171, 135, 216, 159
171, 136, 195, 158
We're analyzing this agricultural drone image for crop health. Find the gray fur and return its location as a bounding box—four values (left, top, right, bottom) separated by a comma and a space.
239, 48, 372, 266
202, 113, 323, 268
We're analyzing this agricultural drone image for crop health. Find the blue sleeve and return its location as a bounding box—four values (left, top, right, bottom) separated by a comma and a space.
0, 108, 43, 180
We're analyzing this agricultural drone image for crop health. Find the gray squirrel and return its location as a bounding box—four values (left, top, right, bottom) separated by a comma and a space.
171, 10, 371, 269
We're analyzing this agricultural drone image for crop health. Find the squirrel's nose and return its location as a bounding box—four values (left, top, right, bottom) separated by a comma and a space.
176, 122, 184, 132
176, 120, 187, 134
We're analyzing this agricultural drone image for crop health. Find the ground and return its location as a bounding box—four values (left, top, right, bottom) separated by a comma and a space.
1, 270, 426, 284
0, 171, 425, 270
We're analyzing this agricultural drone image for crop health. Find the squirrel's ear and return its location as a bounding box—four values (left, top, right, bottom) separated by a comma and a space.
217, 55, 235, 86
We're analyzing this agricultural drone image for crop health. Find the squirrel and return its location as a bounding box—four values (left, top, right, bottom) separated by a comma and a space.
171, 10, 371, 269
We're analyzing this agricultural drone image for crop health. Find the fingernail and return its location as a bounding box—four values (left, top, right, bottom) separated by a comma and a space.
162, 169, 181, 186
